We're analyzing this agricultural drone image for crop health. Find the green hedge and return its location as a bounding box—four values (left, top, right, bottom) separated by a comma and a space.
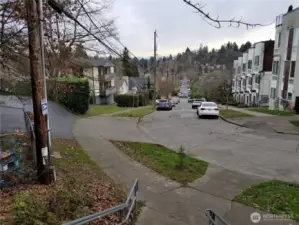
55, 77, 90, 114
3, 77, 90, 115
115, 93, 150, 107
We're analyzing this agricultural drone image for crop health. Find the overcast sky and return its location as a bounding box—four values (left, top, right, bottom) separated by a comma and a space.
108, 0, 298, 57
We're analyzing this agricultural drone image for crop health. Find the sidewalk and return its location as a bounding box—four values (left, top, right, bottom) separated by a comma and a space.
220, 106, 299, 135
220, 105, 274, 117
103, 105, 152, 116
73, 132, 297, 225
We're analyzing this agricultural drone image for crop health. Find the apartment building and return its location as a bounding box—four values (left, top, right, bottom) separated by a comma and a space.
232, 40, 274, 106
273, 6, 299, 111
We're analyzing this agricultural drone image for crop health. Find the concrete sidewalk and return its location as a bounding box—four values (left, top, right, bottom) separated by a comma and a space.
220, 105, 274, 117
73, 133, 297, 225
103, 105, 152, 116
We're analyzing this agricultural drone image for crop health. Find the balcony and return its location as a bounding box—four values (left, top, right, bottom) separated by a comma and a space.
252, 83, 260, 92
241, 85, 245, 92
246, 84, 252, 92
99, 73, 115, 82
275, 14, 283, 27
100, 87, 116, 96
252, 66, 259, 73
274, 48, 280, 55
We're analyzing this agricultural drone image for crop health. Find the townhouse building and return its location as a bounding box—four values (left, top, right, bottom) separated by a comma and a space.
273, 6, 299, 111
232, 40, 274, 107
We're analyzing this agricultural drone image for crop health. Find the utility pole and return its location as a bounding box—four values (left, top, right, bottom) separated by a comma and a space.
26, 0, 55, 184
153, 30, 157, 107
37, 0, 52, 160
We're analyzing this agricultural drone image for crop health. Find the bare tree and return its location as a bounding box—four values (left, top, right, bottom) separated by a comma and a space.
182, 0, 275, 29
43, 0, 118, 77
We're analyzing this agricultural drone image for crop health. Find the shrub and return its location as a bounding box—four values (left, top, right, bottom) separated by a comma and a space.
54, 77, 90, 114
115, 93, 150, 107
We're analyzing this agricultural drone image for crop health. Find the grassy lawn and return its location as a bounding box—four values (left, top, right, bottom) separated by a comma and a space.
115, 106, 154, 118
1, 138, 141, 225
234, 180, 299, 221
220, 109, 253, 118
110, 141, 208, 184
83, 104, 132, 117
290, 120, 299, 128
249, 108, 295, 116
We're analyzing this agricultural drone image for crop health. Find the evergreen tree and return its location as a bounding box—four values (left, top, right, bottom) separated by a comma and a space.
122, 47, 139, 77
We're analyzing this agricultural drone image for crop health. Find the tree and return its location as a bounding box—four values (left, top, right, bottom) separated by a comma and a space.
74, 44, 88, 58
122, 47, 139, 77
185, 47, 191, 53
232, 42, 239, 51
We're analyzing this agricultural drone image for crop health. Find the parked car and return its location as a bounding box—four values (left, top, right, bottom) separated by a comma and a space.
192, 98, 206, 109
156, 99, 172, 111
188, 98, 194, 103
197, 102, 219, 118
171, 97, 180, 104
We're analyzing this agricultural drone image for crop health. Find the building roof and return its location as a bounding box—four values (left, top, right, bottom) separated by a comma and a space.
72, 58, 115, 68
128, 77, 154, 90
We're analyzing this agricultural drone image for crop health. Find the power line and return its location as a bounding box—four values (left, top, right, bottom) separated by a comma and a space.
75, 0, 138, 59
48, 0, 122, 57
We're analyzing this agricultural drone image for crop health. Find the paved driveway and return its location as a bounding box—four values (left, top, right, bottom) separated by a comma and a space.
139, 99, 299, 183
0, 95, 76, 138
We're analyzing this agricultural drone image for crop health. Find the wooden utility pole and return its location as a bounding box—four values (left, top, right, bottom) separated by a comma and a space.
26, 0, 54, 184
153, 30, 157, 107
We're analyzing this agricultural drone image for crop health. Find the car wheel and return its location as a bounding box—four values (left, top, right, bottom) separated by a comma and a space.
198, 114, 202, 118
215, 116, 219, 119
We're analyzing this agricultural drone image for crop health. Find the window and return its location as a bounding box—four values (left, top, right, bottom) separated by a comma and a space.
237, 66, 241, 74
255, 76, 260, 84
272, 76, 278, 80
270, 88, 276, 99
293, 28, 299, 47
289, 79, 294, 84
248, 60, 252, 69
290, 61, 296, 78
272, 61, 279, 75
243, 63, 246, 71
249, 77, 253, 85
254, 56, 260, 66
288, 92, 292, 100
242, 79, 246, 86
277, 32, 281, 48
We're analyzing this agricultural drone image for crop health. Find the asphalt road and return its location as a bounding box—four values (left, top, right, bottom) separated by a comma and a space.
139, 98, 299, 183
0, 95, 76, 138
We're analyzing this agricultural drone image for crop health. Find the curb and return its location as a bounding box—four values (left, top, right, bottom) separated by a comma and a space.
274, 130, 299, 136
137, 109, 155, 124
219, 116, 247, 128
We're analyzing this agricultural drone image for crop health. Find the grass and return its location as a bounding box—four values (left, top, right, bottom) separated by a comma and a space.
249, 108, 295, 116
220, 109, 253, 118
83, 104, 132, 117
234, 180, 299, 221
110, 141, 208, 184
2, 138, 142, 225
290, 120, 299, 128
115, 106, 154, 118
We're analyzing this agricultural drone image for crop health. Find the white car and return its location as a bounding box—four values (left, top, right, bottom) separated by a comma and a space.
192, 98, 206, 109
197, 102, 219, 118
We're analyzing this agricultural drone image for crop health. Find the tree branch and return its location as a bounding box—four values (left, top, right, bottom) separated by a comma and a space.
182, 0, 275, 29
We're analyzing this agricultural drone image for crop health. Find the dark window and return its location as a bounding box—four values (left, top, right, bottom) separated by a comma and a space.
248, 60, 252, 69
278, 32, 281, 47
290, 61, 296, 78
288, 92, 292, 100
254, 56, 260, 66
243, 63, 246, 71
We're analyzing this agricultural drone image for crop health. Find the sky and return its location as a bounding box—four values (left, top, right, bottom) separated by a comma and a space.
106, 0, 298, 57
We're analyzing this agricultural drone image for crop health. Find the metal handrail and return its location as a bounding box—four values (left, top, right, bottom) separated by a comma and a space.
205, 209, 231, 225
62, 179, 139, 225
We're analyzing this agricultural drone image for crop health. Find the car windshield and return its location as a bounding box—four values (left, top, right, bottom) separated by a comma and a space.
202, 102, 217, 107
194, 99, 203, 102
159, 99, 168, 103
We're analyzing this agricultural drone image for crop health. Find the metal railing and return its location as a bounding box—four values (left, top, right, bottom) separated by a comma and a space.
205, 209, 231, 225
62, 179, 139, 225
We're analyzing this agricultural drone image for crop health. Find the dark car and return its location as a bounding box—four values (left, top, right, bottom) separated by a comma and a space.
156, 99, 172, 111
188, 98, 194, 103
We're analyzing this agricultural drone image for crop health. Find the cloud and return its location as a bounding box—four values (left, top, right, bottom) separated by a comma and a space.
106, 0, 297, 57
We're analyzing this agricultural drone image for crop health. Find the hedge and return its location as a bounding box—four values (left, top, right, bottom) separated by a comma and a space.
1, 77, 90, 115
115, 93, 150, 107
